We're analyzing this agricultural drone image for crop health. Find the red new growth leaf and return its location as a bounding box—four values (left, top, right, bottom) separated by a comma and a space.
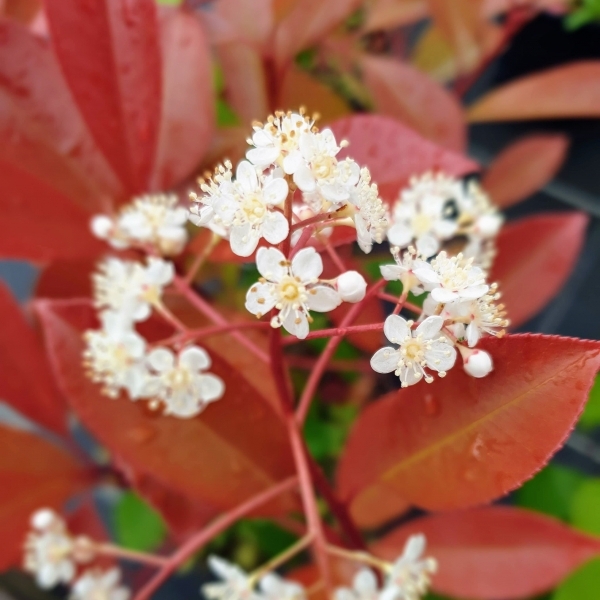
0, 425, 90, 570
483, 135, 570, 209
468, 61, 600, 122
44, 0, 162, 194
373, 507, 600, 600
151, 8, 214, 190
337, 335, 600, 512
0, 283, 66, 434
36, 300, 297, 530
360, 54, 466, 152
492, 213, 587, 327
329, 115, 477, 204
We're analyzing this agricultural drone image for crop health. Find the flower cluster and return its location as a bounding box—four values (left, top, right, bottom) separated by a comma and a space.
189, 109, 388, 257
23, 509, 130, 600
91, 193, 189, 256
373, 249, 508, 387
386, 172, 502, 269
203, 534, 436, 600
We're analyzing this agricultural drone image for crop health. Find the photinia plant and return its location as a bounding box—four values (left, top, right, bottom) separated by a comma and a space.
1, 1, 600, 600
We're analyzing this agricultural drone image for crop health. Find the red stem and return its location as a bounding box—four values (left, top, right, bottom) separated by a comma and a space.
132, 477, 298, 600
283, 322, 384, 345
377, 292, 422, 315
157, 321, 270, 348
286, 355, 374, 374
323, 240, 347, 274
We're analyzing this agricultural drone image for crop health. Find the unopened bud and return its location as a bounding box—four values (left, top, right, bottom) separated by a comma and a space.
337, 271, 367, 303
475, 214, 502, 238
90, 215, 112, 239
460, 347, 493, 378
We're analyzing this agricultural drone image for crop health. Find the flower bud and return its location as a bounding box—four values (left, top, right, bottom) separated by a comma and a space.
475, 214, 502, 238
337, 271, 367, 303
461, 347, 493, 378
90, 215, 112, 239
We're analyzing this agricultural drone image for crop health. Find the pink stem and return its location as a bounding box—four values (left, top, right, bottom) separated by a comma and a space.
290, 212, 342, 232
296, 280, 386, 425
286, 355, 374, 374
157, 321, 270, 347
132, 477, 298, 600
377, 292, 422, 315
172, 275, 270, 363
323, 240, 347, 274
282, 322, 384, 345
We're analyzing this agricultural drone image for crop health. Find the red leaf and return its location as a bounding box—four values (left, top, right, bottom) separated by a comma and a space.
209, 0, 274, 47
492, 213, 587, 327
274, 0, 362, 68
35, 259, 95, 300
0, 159, 105, 261
43, 0, 162, 194
0, 284, 67, 434
363, 0, 428, 33
150, 8, 214, 190
360, 54, 466, 151
373, 507, 600, 600
36, 300, 298, 527
0, 20, 122, 212
468, 61, 600, 122
0, 425, 90, 569
483, 135, 569, 208
337, 334, 600, 512
329, 114, 478, 204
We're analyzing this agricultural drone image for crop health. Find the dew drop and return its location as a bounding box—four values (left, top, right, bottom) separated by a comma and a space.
470, 434, 484, 460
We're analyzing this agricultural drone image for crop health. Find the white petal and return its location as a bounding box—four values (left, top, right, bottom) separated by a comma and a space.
293, 164, 316, 192
459, 284, 489, 300
387, 223, 413, 247
380, 264, 404, 281
90, 215, 113, 239
291, 247, 323, 281
426, 343, 457, 372
403, 534, 426, 561
245, 281, 277, 315
147, 347, 175, 372
466, 322, 480, 347
263, 178, 289, 205
370, 347, 400, 373
179, 346, 211, 371
213, 195, 238, 224
415, 315, 444, 339
413, 266, 440, 285
262, 211, 289, 245
282, 150, 303, 174
384, 314, 410, 344
431, 287, 458, 303
399, 366, 423, 386
199, 373, 225, 403
32, 508, 56, 530
230, 223, 259, 257
354, 568, 378, 594
246, 146, 280, 167
256, 246, 287, 281
236, 160, 259, 192
415, 233, 440, 258
282, 310, 309, 339
307, 285, 341, 312
355, 214, 372, 254
146, 258, 174, 285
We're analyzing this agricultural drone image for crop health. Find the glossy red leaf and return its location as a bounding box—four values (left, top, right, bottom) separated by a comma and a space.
492, 213, 587, 327
0, 20, 122, 212
36, 300, 297, 527
0, 425, 91, 569
360, 54, 466, 151
209, 0, 273, 47
274, 0, 362, 68
329, 115, 478, 205
373, 507, 600, 599
44, 0, 162, 194
35, 259, 95, 300
337, 334, 600, 512
483, 135, 569, 208
0, 159, 105, 261
151, 8, 214, 190
0, 284, 67, 433
468, 61, 600, 122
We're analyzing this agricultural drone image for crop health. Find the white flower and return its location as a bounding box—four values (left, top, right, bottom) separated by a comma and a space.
246, 110, 315, 169
383, 534, 437, 600
245, 247, 342, 339
146, 346, 224, 418
203, 555, 262, 600
335, 568, 382, 600
93, 257, 174, 322
379, 247, 427, 297
70, 568, 130, 600
92, 195, 188, 256
83, 311, 149, 399
212, 161, 290, 256
413, 252, 489, 304
337, 271, 367, 303
24, 509, 75, 589
259, 573, 306, 600
349, 168, 388, 254
459, 346, 494, 378
370, 315, 457, 387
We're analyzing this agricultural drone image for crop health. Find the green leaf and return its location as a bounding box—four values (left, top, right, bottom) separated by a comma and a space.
553, 559, 600, 600
570, 479, 600, 536
237, 519, 298, 558
579, 374, 600, 430
515, 463, 585, 522
114, 491, 167, 552
216, 100, 240, 127
304, 402, 358, 461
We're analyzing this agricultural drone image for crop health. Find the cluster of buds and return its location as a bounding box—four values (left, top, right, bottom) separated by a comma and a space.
87, 196, 225, 418
23, 509, 129, 600
372, 247, 508, 387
